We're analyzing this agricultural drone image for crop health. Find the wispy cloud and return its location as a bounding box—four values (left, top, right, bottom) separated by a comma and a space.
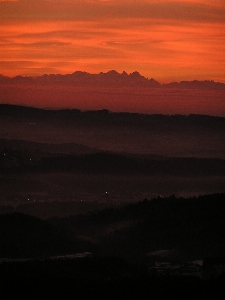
0, 0, 224, 82
1, 0, 224, 22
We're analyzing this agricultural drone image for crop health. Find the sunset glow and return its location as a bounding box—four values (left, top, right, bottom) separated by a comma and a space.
0, 0, 225, 83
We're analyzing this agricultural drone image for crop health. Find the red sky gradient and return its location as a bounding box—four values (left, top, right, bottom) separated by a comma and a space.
0, 0, 225, 83
0, 0, 225, 116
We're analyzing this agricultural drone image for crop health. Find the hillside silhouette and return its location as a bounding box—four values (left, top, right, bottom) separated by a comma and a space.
1, 104, 225, 158
1, 194, 225, 261
1, 194, 225, 299
0, 212, 83, 258
49, 193, 225, 262
1, 149, 224, 176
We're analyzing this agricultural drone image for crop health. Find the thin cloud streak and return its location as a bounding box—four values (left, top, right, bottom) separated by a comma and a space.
1, 1, 224, 22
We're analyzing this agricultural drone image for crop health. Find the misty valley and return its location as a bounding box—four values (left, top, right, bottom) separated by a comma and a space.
0, 104, 225, 299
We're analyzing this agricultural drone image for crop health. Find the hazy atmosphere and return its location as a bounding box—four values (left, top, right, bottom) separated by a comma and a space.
1, 1, 225, 299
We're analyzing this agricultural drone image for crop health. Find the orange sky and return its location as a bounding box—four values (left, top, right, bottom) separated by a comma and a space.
0, 0, 225, 83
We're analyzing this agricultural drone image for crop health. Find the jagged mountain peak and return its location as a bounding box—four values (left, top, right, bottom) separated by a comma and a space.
0, 71, 225, 89
129, 71, 142, 77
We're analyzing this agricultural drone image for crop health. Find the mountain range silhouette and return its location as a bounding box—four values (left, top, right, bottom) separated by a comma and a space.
0, 71, 224, 89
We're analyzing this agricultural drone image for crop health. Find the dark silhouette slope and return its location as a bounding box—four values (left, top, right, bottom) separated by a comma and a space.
1, 104, 225, 158
0, 212, 79, 258
1, 194, 225, 261
50, 193, 225, 261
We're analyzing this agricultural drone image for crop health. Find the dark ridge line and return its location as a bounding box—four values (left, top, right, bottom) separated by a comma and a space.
1, 103, 224, 119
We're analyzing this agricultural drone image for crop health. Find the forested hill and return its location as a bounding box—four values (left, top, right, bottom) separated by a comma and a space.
49, 193, 225, 261
1, 193, 225, 261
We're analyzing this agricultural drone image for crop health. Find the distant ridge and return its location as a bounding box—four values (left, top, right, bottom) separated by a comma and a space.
0, 138, 101, 155
1, 103, 225, 157
1, 103, 225, 120
0, 71, 224, 89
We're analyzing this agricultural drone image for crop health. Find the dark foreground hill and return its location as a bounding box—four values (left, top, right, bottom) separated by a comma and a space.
50, 193, 225, 262
1, 257, 225, 300
1, 194, 225, 300
1, 193, 225, 262
0, 212, 83, 258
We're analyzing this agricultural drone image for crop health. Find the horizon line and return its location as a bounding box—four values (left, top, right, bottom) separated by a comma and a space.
1, 70, 225, 85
